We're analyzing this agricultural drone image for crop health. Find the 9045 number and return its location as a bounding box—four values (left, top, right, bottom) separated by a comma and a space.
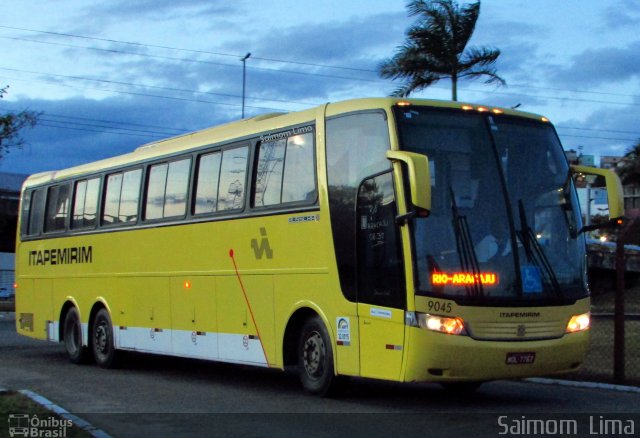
427, 300, 452, 313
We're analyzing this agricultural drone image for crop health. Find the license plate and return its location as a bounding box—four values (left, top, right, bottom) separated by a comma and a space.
506, 352, 536, 365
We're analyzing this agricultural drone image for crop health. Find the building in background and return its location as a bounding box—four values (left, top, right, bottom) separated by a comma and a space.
0, 172, 27, 299
600, 155, 625, 171
0, 172, 27, 252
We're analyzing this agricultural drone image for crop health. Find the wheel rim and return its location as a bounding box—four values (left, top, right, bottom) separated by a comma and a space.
94, 322, 109, 354
303, 331, 325, 379
94, 320, 109, 356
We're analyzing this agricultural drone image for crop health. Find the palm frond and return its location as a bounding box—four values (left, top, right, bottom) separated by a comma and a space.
379, 0, 502, 99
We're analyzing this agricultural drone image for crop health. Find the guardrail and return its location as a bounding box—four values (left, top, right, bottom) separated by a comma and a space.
588, 241, 640, 273
0, 300, 14, 312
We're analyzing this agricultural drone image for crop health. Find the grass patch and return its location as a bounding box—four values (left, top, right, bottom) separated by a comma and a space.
0, 391, 92, 437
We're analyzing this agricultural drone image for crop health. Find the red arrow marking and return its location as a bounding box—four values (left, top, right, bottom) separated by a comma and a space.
229, 249, 269, 367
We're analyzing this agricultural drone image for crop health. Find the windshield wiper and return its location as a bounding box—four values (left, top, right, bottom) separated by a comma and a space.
450, 187, 484, 298
517, 200, 563, 298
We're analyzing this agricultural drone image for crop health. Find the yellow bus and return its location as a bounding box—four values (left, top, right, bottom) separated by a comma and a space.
15, 98, 624, 395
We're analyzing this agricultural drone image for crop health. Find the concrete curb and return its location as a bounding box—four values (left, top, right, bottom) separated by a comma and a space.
2, 388, 112, 438
525, 377, 640, 393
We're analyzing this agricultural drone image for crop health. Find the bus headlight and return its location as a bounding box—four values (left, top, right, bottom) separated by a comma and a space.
566, 312, 590, 333
406, 312, 467, 335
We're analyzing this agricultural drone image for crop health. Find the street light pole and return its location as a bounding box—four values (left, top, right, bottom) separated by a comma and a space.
241, 52, 251, 119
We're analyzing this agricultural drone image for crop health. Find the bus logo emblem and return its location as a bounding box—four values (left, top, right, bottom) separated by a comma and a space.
517, 324, 526, 337
251, 227, 273, 260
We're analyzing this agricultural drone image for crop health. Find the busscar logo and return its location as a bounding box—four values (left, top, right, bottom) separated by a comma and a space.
251, 228, 273, 260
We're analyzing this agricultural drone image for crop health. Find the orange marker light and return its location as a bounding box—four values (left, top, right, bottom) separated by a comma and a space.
477, 106, 489, 112
397, 101, 411, 107
184, 281, 192, 289
461, 105, 473, 111
492, 108, 504, 114
541, 117, 549, 122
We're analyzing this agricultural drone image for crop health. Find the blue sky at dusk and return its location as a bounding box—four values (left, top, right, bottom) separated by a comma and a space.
1, 0, 639, 175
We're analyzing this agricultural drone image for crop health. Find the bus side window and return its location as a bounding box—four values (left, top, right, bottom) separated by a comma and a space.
164, 159, 190, 218
253, 132, 316, 208
218, 146, 249, 212
72, 177, 100, 229
44, 184, 70, 233
22, 189, 45, 237
282, 132, 316, 203
254, 138, 286, 207
103, 173, 124, 225
20, 190, 32, 237
103, 169, 142, 225
145, 159, 190, 220
194, 151, 222, 215
356, 172, 405, 308
119, 169, 142, 223
146, 164, 168, 220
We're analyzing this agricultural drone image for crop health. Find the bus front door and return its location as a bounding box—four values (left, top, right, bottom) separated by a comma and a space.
356, 172, 406, 381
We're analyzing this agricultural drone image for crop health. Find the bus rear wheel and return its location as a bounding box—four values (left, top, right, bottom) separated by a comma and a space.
297, 316, 343, 397
91, 308, 119, 368
63, 307, 88, 364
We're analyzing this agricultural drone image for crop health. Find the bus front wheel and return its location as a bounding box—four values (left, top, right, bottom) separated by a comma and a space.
91, 308, 119, 368
63, 307, 88, 364
297, 316, 342, 397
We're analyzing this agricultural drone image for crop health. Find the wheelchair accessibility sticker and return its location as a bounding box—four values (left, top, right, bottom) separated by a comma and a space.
521, 265, 542, 294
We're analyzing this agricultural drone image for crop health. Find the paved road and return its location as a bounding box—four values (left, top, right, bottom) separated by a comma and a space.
2, 311, 640, 437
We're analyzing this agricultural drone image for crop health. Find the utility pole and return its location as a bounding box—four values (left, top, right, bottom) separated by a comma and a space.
241, 53, 251, 119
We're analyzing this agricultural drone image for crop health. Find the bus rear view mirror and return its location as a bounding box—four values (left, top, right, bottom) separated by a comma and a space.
386, 150, 431, 214
571, 164, 625, 231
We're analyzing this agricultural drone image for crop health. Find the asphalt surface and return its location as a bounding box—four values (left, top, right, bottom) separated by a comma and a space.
2, 311, 640, 437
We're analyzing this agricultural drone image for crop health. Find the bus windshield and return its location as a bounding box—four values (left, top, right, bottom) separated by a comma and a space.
395, 106, 587, 306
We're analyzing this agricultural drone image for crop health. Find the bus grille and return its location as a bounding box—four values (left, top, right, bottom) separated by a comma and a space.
468, 320, 565, 341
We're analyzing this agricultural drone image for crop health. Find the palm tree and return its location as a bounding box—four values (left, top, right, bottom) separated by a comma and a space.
618, 141, 640, 186
379, 0, 504, 101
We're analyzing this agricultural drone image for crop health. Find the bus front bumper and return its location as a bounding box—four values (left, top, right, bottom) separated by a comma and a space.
403, 326, 589, 382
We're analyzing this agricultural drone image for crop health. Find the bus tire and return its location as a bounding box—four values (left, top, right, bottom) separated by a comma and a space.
62, 307, 88, 364
91, 308, 119, 368
297, 316, 341, 397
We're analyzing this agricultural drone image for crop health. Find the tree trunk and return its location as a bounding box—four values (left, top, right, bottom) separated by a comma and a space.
451, 75, 458, 101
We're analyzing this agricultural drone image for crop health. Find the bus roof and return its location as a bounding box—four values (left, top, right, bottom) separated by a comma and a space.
22, 97, 547, 188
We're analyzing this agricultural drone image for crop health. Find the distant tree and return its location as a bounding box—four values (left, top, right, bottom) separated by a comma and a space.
0, 85, 40, 160
617, 140, 640, 186
379, 0, 505, 100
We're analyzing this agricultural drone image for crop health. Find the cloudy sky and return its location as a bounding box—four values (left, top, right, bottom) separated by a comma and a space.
1, 0, 639, 175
